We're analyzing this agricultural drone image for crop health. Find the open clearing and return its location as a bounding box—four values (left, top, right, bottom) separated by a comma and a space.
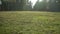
0, 11, 60, 34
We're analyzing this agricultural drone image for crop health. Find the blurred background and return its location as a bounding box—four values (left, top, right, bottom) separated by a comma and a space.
0, 0, 60, 11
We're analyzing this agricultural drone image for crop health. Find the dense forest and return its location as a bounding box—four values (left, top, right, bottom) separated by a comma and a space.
0, 0, 60, 11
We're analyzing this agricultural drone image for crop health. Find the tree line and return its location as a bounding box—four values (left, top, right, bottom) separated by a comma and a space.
0, 0, 60, 11
0, 0, 32, 11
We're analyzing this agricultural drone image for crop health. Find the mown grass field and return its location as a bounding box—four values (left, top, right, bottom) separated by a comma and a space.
0, 11, 60, 34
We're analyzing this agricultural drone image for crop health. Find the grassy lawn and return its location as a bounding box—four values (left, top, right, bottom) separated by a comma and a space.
0, 11, 60, 34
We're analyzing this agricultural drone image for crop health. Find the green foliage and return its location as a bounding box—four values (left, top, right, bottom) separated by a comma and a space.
23, 0, 32, 11
0, 11, 60, 34
33, 0, 47, 11
1, 0, 32, 11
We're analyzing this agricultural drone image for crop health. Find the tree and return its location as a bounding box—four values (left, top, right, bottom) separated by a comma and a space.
33, 0, 47, 11
48, 0, 60, 11
57, 0, 60, 11
33, 0, 40, 11
23, 0, 32, 11
1, 0, 26, 11
28, 1, 32, 10
1, 0, 8, 11
0, 0, 2, 10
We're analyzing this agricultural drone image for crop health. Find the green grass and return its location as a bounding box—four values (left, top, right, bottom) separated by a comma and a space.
0, 11, 60, 34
